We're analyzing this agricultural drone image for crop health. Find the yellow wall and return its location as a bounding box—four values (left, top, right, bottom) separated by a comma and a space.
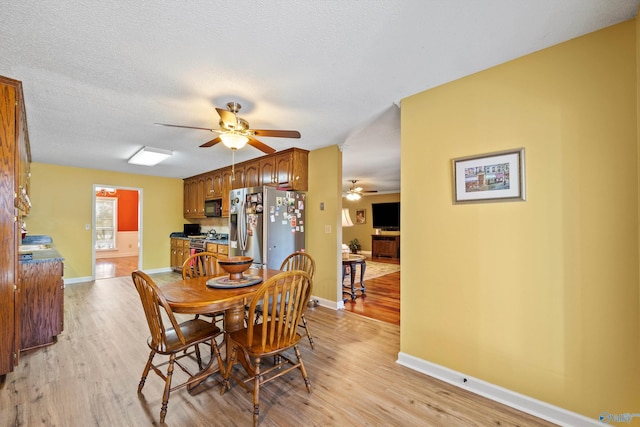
26, 163, 184, 278
342, 193, 400, 251
28, 148, 344, 302
401, 20, 639, 418
307, 145, 342, 302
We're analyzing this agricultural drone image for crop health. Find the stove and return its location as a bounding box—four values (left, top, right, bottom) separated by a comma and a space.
189, 238, 207, 251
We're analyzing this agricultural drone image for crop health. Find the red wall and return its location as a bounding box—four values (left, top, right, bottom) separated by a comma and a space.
96, 189, 138, 231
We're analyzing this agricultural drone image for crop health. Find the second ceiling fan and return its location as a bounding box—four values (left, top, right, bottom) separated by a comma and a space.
345, 180, 377, 200
155, 102, 301, 154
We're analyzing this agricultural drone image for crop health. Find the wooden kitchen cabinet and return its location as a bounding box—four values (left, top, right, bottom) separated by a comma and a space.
259, 148, 308, 190
221, 168, 233, 217
183, 175, 206, 218
205, 242, 229, 257
0, 76, 30, 377
204, 171, 223, 200
244, 161, 260, 188
231, 165, 245, 189
20, 260, 64, 351
183, 148, 308, 219
371, 235, 400, 259
171, 238, 190, 272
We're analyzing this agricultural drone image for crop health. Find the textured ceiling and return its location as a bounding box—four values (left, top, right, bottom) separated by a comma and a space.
0, 1, 637, 194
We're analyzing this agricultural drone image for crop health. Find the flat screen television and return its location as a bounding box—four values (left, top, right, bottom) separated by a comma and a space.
372, 202, 400, 231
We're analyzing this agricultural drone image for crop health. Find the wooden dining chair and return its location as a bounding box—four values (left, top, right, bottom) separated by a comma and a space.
221, 270, 313, 427
131, 271, 224, 424
279, 251, 316, 349
182, 251, 224, 324
254, 251, 316, 348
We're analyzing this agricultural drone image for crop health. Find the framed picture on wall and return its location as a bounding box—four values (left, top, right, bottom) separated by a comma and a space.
452, 148, 526, 204
355, 209, 366, 224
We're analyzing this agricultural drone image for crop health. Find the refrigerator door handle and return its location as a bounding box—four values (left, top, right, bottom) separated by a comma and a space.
238, 200, 248, 252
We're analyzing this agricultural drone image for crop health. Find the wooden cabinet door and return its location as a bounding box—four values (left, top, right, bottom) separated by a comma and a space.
204, 173, 214, 200
180, 241, 191, 267
260, 157, 276, 186
231, 165, 245, 189
244, 161, 260, 188
170, 239, 180, 271
221, 168, 233, 216
183, 181, 190, 217
195, 176, 205, 217
0, 79, 18, 375
275, 152, 293, 187
204, 171, 223, 200
184, 177, 205, 218
19, 260, 64, 350
16, 95, 30, 216
212, 172, 222, 199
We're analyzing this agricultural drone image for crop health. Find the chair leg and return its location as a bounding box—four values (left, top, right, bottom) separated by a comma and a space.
221, 345, 238, 394
253, 357, 261, 427
160, 354, 176, 424
138, 350, 155, 393
210, 336, 224, 375
194, 343, 203, 370
294, 345, 312, 393
300, 314, 315, 349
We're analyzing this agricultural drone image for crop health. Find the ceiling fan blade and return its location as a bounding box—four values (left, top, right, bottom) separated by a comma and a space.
215, 108, 237, 127
247, 136, 276, 154
200, 137, 222, 148
252, 129, 301, 138
155, 123, 215, 132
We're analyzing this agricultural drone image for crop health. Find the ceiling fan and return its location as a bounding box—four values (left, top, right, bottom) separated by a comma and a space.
345, 180, 377, 201
155, 102, 301, 154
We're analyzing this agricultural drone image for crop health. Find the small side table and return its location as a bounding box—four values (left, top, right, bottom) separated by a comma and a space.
342, 254, 366, 300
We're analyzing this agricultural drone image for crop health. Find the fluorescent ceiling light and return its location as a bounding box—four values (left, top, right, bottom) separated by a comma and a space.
128, 146, 172, 166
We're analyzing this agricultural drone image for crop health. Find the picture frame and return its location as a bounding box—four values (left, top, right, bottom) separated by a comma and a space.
355, 209, 366, 224
452, 148, 526, 204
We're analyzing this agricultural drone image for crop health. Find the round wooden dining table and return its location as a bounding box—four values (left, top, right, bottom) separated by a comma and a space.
160, 268, 282, 390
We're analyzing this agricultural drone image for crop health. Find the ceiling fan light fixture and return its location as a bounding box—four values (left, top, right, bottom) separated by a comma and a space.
128, 146, 172, 166
346, 192, 361, 201
220, 133, 249, 150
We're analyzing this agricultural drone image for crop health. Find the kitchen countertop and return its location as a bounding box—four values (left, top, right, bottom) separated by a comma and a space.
19, 235, 64, 264
169, 232, 229, 245
19, 248, 65, 264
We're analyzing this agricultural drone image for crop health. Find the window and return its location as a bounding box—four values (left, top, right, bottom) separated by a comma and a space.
96, 197, 117, 250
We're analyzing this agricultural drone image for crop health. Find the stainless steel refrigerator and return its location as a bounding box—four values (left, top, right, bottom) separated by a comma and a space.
229, 186, 306, 269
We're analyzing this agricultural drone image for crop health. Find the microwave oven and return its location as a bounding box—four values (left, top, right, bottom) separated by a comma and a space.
204, 199, 223, 217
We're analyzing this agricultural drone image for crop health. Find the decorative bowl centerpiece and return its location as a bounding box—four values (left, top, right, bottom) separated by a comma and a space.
218, 256, 253, 280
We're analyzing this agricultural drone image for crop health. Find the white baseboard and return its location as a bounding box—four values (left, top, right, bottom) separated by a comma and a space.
396, 352, 601, 427
64, 276, 93, 285
63, 267, 173, 285
311, 295, 343, 310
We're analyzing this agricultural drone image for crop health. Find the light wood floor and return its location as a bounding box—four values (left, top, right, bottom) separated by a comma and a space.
0, 273, 557, 426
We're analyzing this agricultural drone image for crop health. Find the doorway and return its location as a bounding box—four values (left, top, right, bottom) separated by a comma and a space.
92, 185, 142, 279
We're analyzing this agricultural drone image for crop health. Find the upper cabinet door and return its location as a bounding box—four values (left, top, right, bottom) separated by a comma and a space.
244, 161, 260, 188
274, 153, 292, 187
260, 157, 276, 185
